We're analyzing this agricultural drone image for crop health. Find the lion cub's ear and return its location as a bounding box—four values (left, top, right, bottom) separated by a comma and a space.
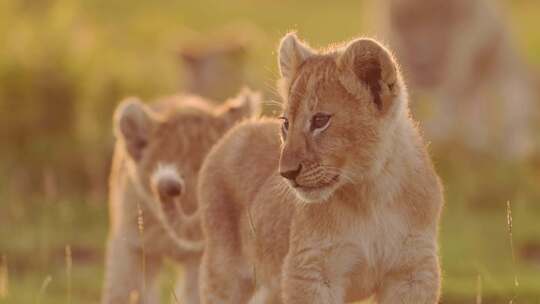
221, 87, 263, 123
278, 32, 314, 81
113, 98, 156, 161
338, 38, 400, 114
233, 87, 263, 117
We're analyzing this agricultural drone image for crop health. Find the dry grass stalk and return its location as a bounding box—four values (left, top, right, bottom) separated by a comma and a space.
476, 274, 482, 304
506, 201, 519, 288
506, 201, 519, 304
137, 202, 147, 296
36, 275, 52, 304
0, 254, 8, 299
65, 245, 72, 304
247, 208, 257, 288
170, 280, 180, 304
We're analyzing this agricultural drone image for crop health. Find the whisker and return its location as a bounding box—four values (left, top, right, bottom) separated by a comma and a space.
263, 99, 284, 111
261, 79, 282, 98
322, 166, 357, 184
263, 65, 282, 81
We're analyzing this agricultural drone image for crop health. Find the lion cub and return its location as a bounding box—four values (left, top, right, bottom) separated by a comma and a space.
198, 34, 443, 303
102, 89, 260, 304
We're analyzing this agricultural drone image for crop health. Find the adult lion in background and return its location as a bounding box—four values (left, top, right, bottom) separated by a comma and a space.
198, 33, 443, 303
382, 0, 538, 159
102, 89, 261, 304
180, 38, 246, 101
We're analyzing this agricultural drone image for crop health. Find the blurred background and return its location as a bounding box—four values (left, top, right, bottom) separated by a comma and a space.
0, 0, 539, 303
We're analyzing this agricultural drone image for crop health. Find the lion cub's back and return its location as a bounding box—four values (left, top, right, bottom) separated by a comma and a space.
198, 118, 282, 209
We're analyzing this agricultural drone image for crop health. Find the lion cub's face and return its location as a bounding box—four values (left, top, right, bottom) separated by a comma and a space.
114, 90, 260, 211
277, 34, 402, 203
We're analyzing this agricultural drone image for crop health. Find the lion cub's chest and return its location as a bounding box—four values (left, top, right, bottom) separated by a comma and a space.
338, 204, 409, 298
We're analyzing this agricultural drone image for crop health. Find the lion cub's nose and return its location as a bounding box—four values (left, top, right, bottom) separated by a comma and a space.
151, 165, 184, 204
280, 164, 302, 182
158, 178, 182, 199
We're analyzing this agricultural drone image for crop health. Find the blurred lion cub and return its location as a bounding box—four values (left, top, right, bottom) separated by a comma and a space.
197, 33, 443, 303
102, 89, 260, 304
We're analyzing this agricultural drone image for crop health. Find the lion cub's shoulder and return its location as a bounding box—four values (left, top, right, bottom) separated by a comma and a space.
199, 118, 282, 203
207, 118, 281, 165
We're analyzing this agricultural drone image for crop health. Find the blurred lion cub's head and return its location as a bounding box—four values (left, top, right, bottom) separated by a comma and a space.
277, 33, 406, 203
113, 89, 261, 215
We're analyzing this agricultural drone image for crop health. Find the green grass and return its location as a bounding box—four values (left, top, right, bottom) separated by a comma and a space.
1, 157, 539, 303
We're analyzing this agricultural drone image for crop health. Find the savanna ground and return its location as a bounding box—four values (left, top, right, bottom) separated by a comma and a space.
1, 0, 539, 303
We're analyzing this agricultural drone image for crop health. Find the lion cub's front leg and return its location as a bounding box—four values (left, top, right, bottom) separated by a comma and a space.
281, 246, 346, 304
376, 252, 440, 304
102, 235, 162, 304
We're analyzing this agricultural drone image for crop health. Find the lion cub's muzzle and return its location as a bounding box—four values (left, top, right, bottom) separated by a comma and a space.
280, 164, 302, 185
279, 161, 342, 203
151, 164, 184, 210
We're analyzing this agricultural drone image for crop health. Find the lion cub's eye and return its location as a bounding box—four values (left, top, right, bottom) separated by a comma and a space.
310, 113, 332, 132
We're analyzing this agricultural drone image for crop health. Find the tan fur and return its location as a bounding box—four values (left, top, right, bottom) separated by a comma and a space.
102, 89, 261, 304
198, 34, 443, 303
383, 0, 538, 159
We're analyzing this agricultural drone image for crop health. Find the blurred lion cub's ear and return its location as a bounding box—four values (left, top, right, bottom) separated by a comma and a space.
235, 87, 263, 116
338, 38, 399, 114
222, 87, 263, 122
277, 32, 314, 80
113, 98, 156, 161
